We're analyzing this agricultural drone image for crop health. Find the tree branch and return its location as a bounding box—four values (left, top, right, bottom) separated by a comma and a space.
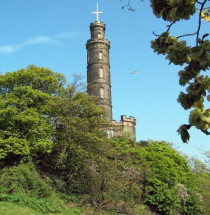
121, 0, 135, 12
177, 32, 197, 39
153, 31, 160, 37
202, 130, 210, 135
197, 1, 203, 5
166, 21, 176, 32
196, 0, 208, 45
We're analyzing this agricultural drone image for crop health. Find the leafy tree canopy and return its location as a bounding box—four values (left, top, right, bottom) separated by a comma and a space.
0, 66, 66, 164
121, 0, 210, 142
112, 138, 203, 214
0, 65, 108, 168
0, 65, 205, 213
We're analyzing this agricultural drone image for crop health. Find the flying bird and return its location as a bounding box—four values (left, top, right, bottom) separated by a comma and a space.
130, 71, 138, 74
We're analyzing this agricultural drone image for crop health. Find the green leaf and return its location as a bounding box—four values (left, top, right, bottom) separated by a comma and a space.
177, 125, 190, 143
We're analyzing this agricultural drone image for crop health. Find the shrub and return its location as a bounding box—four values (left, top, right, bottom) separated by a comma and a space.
112, 138, 203, 214
0, 162, 65, 213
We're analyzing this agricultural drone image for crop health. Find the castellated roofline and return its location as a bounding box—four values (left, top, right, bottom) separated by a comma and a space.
111, 115, 137, 126
90, 21, 106, 31
121, 115, 136, 123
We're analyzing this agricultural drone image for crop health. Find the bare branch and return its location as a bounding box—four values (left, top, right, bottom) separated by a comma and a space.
121, 0, 135, 12
196, 0, 208, 45
196, 1, 203, 5
166, 21, 176, 32
153, 31, 160, 37
177, 32, 197, 39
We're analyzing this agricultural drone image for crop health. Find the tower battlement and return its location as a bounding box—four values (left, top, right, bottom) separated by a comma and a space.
111, 115, 136, 140
112, 115, 136, 126
121, 115, 136, 124
90, 21, 106, 30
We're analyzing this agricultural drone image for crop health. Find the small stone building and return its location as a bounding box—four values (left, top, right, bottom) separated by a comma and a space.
86, 10, 136, 140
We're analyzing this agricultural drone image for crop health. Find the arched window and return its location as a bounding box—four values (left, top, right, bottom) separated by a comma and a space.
111, 130, 114, 137
100, 87, 104, 99
107, 130, 114, 139
99, 51, 103, 60
99, 67, 104, 78
98, 32, 101, 38
107, 130, 111, 139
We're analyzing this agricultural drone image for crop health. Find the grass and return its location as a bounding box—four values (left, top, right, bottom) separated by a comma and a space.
0, 202, 85, 215
0, 202, 42, 215
0, 201, 105, 215
0, 201, 153, 215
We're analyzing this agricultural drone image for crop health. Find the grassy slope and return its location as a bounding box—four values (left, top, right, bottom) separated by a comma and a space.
0, 202, 42, 215
0, 202, 117, 215
0, 202, 155, 215
0, 202, 86, 215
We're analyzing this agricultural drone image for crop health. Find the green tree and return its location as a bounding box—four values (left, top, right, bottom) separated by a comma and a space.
0, 65, 66, 165
111, 138, 203, 214
138, 141, 202, 214
0, 65, 108, 166
0, 65, 110, 197
121, 0, 210, 142
41, 88, 109, 194
188, 156, 210, 214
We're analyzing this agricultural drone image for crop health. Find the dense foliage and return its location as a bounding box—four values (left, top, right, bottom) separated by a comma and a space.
0, 66, 206, 214
188, 154, 210, 215
0, 66, 65, 164
111, 139, 203, 214
0, 162, 64, 213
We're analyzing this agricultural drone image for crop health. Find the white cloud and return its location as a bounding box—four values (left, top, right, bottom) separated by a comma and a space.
0, 44, 22, 54
24, 36, 53, 45
0, 36, 54, 54
0, 31, 82, 54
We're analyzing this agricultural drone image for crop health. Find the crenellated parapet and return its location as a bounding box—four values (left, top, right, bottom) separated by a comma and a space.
111, 115, 136, 140
90, 22, 106, 38
121, 115, 136, 124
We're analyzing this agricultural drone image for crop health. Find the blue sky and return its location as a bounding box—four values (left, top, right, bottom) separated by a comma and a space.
0, 0, 209, 160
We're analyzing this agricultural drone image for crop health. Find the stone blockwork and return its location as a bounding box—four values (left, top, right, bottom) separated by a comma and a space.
86, 21, 136, 140
111, 115, 136, 140
86, 22, 112, 121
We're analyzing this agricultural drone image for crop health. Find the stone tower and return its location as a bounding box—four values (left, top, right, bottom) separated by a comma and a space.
86, 4, 136, 140
86, 21, 112, 121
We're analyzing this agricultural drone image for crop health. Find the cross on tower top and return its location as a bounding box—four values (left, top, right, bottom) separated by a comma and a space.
92, 3, 103, 22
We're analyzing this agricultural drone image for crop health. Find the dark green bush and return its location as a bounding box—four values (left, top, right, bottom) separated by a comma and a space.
0, 162, 65, 213
0, 162, 52, 197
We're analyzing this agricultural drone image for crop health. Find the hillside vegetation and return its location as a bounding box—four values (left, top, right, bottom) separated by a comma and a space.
0, 66, 209, 215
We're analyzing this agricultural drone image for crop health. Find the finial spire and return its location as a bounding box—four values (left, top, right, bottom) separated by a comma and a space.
92, 3, 103, 22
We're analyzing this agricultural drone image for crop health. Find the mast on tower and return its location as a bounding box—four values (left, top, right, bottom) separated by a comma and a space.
92, 3, 103, 22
